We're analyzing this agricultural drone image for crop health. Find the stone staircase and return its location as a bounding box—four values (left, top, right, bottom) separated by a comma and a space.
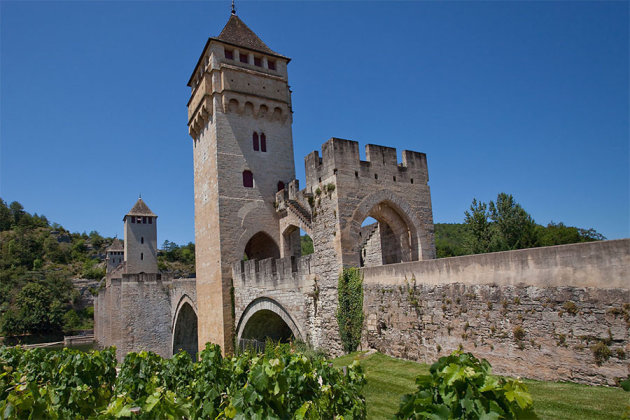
287, 200, 312, 230
359, 222, 379, 249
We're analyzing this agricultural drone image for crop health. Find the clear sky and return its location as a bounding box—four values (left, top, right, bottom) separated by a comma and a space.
1, 1, 628, 245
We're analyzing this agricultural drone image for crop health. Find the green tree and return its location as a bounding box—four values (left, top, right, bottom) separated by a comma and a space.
0, 198, 13, 231
9, 201, 24, 225
488, 193, 538, 251
464, 199, 492, 254
301, 234, 314, 255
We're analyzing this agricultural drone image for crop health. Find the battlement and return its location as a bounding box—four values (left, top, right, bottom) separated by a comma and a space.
232, 255, 313, 289
305, 138, 428, 190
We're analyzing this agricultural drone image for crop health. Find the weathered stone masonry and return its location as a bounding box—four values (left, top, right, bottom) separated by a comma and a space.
362, 239, 630, 385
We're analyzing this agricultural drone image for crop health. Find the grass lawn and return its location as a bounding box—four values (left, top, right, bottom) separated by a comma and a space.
332, 352, 628, 420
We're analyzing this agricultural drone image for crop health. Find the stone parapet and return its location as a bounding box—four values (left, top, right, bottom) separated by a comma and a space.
361, 239, 630, 289
232, 255, 313, 289
305, 138, 428, 192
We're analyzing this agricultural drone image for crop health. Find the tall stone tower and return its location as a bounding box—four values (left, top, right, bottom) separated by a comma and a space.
187, 12, 295, 353
123, 198, 158, 274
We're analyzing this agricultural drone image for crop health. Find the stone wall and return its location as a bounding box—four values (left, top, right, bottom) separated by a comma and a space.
95, 274, 197, 362
362, 239, 630, 385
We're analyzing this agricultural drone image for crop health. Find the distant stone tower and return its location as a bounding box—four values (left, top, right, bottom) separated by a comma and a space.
123, 198, 158, 274
187, 12, 295, 353
105, 238, 124, 273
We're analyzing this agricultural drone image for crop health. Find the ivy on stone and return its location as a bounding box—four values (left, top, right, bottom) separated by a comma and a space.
337, 267, 364, 353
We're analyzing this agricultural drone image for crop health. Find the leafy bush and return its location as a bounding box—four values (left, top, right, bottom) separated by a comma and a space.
0, 343, 366, 419
395, 351, 537, 419
337, 268, 364, 353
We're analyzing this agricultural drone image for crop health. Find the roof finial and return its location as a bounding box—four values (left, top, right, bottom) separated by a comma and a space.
231, 0, 236, 15
139, 193, 142, 199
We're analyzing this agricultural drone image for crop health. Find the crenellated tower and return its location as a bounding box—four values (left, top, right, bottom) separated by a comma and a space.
187, 11, 296, 353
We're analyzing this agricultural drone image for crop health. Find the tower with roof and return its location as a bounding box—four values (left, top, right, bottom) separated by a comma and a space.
123, 198, 158, 274
187, 11, 295, 352
105, 238, 124, 273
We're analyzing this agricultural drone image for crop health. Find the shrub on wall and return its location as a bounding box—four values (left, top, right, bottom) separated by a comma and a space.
337, 268, 364, 353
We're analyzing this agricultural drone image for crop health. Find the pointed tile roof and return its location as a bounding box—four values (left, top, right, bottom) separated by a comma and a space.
125, 198, 157, 218
107, 238, 124, 252
214, 14, 279, 56
188, 14, 289, 86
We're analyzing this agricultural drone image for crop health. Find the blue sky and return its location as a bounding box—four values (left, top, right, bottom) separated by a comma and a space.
1, 1, 628, 245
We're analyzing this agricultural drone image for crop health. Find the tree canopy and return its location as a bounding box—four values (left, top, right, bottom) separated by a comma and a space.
436, 192, 605, 258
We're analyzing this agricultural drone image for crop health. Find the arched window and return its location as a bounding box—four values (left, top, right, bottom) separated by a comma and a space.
253, 132, 259, 151
277, 181, 285, 192
243, 170, 254, 188
260, 133, 267, 152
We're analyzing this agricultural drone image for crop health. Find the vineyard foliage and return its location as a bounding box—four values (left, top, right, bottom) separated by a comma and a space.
0, 343, 366, 419
395, 351, 537, 419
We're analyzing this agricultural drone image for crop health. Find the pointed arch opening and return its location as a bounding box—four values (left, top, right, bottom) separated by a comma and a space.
244, 231, 280, 261
172, 300, 198, 360
357, 200, 418, 267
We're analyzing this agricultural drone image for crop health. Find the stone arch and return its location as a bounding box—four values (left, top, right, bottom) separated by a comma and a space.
244, 101, 254, 116
171, 295, 198, 359
344, 190, 424, 266
235, 204, 282, 262
236, 297, 302, 351
258, 104, 268, 119
228, 98, 240, 113
272, 107, 282, 121
281, 224, 301, 258
242, 231, 280, 261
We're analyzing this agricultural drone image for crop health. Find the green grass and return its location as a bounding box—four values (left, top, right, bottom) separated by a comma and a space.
333, 352, 629, 420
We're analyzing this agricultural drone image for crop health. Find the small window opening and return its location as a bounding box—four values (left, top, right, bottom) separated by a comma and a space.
333, 168, 338, 175
141, 253, 144, 260
240, 53, 248, 64
268, 60, 276, 70
254, 56, 262, 67
318, 177, 321, 183
410, 178, 414, 184
225, 49, 234, 60
141, 237, 144, 244
143, 216, 147, 224
355, 171, 358, 178
393, 176, 397, 182
149, 217, 152, 224
253, 132, 259, 151
243, 170, 254, 188
277, 181, 285, 192
375, 173, 378, 180
260, 133, 267, 152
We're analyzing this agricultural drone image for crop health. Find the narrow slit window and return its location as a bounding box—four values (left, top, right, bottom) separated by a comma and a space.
243, 170, 254, 188
141, 237, 144, 244
253, 132, 259, 151
260, 133, 267, 152
141, 253, 144, 260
